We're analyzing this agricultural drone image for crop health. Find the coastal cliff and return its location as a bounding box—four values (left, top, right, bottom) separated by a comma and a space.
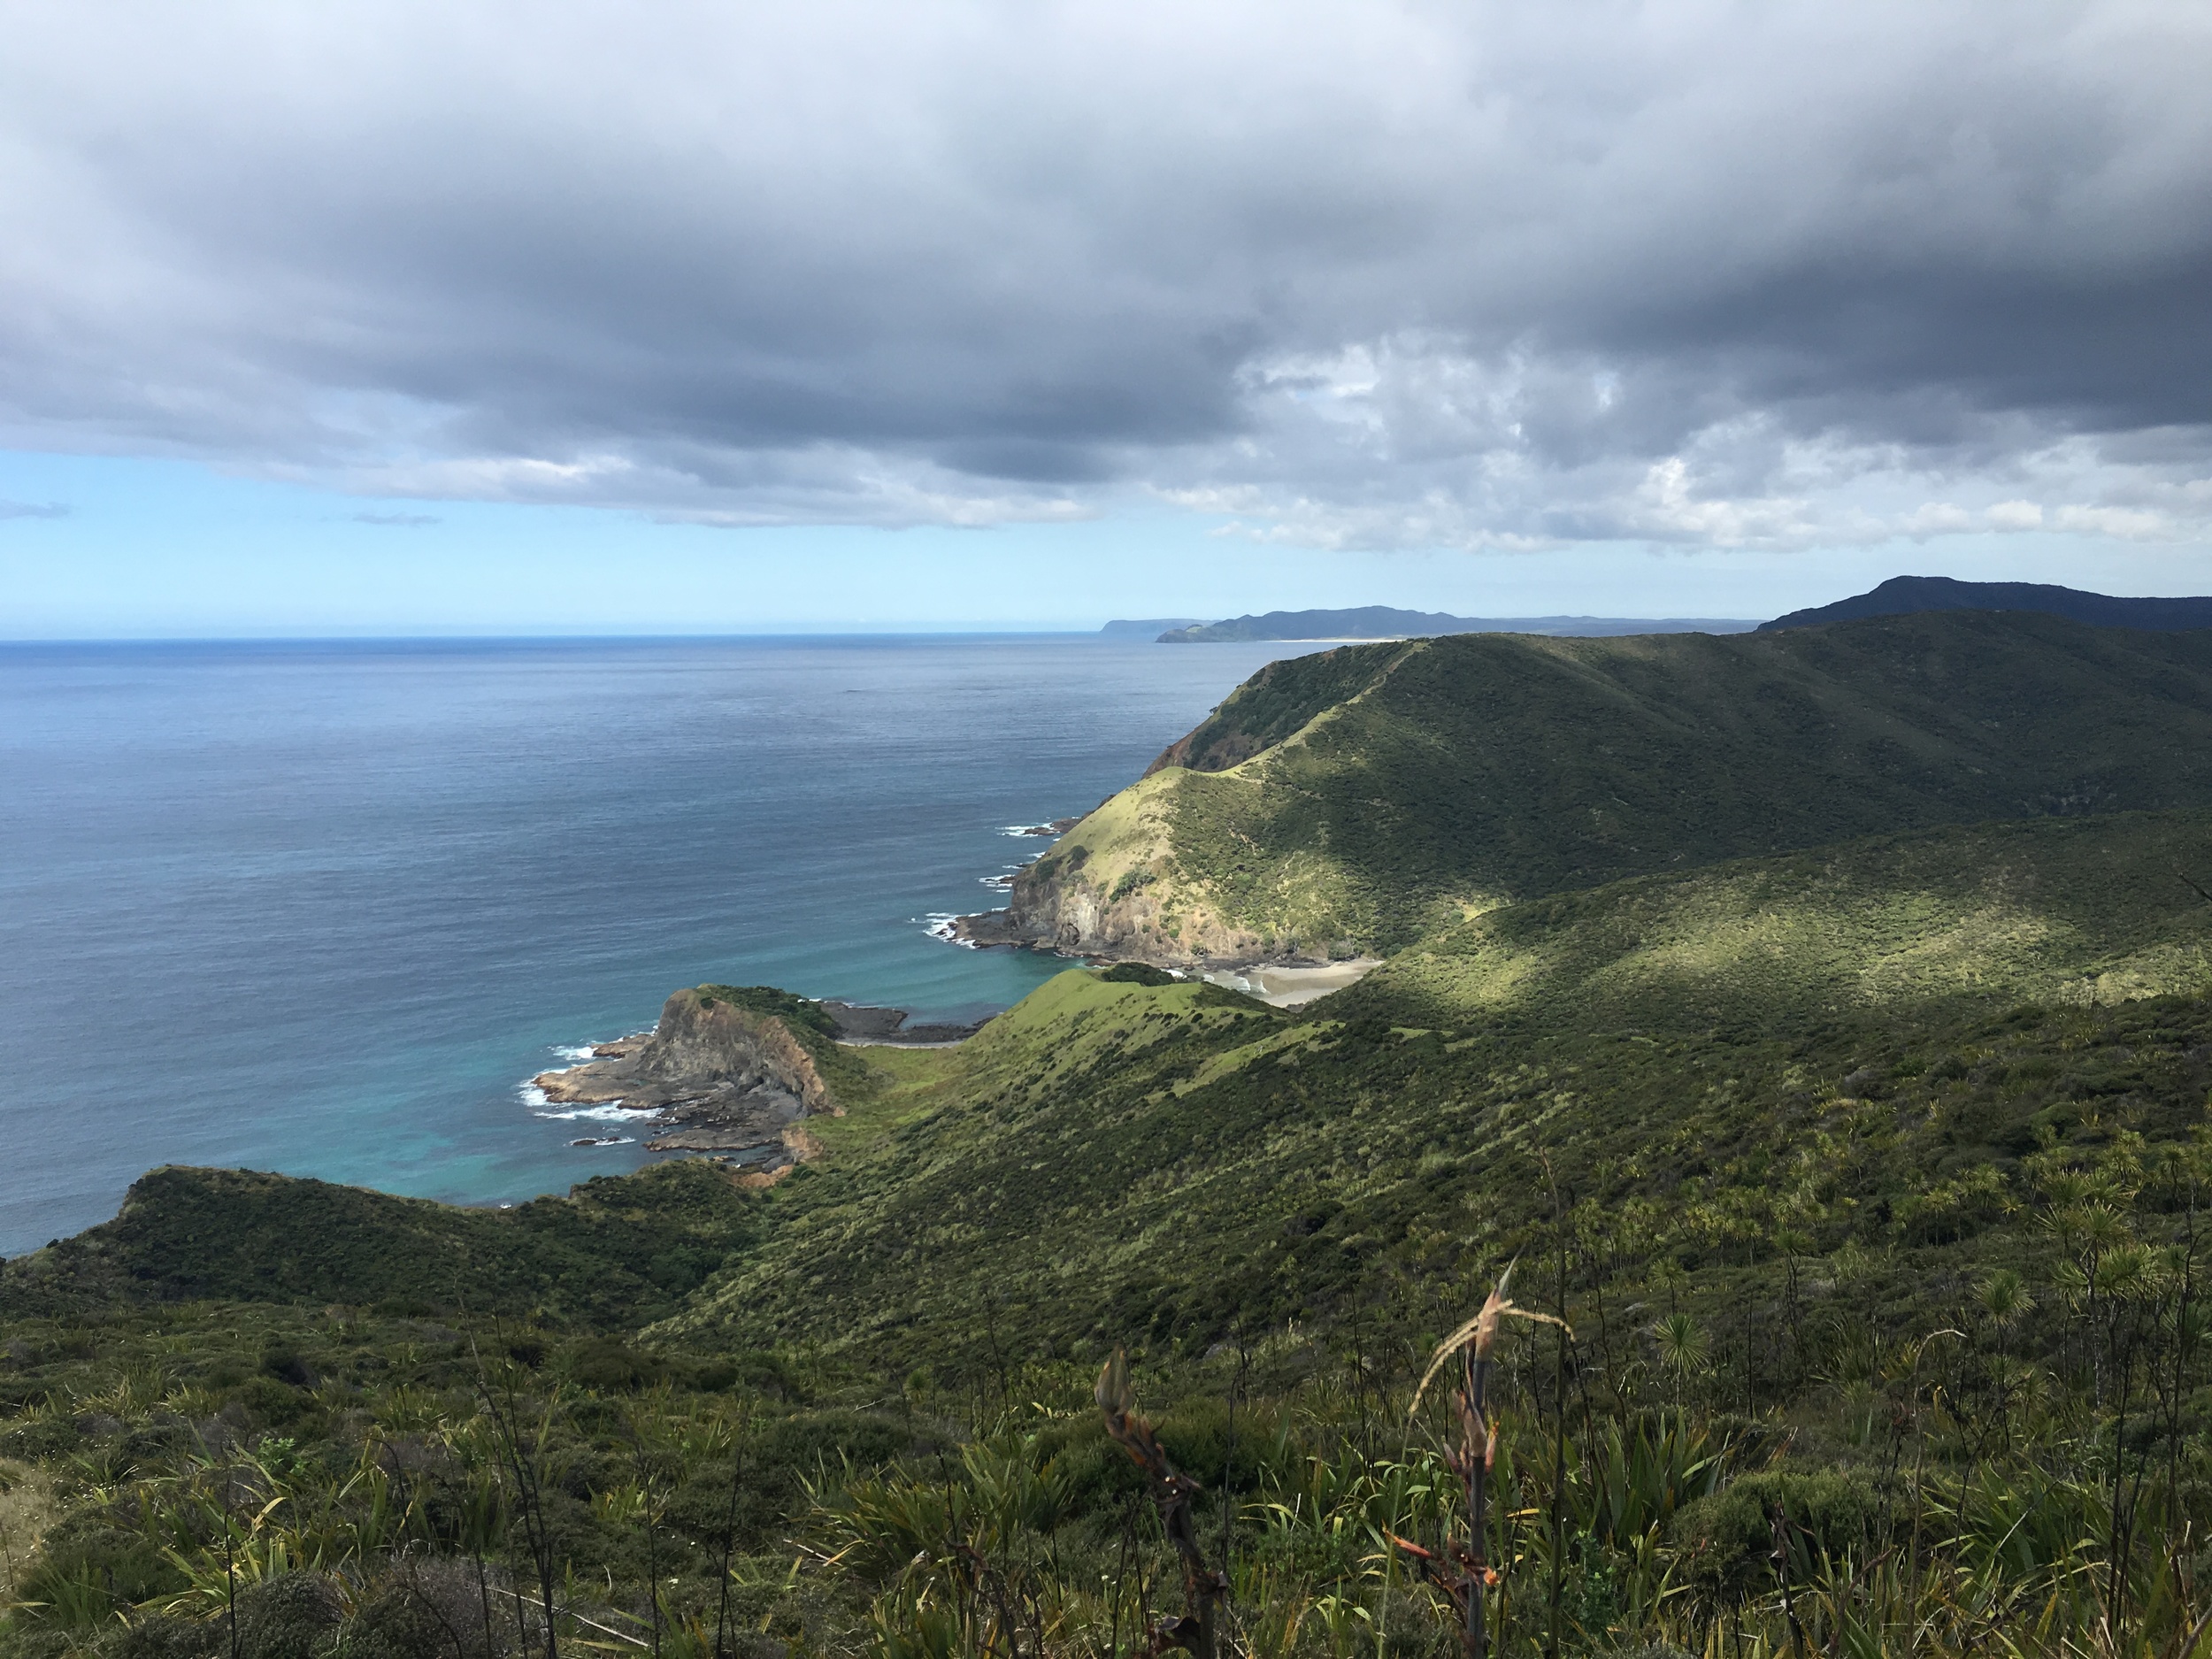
949, 645, 1399, 965
538, 987, 835, 1114
951, 778, 1356, 967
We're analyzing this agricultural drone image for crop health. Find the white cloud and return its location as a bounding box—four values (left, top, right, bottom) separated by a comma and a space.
0, 0, 2205, 549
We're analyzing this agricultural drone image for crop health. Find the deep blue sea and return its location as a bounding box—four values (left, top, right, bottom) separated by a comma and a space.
0, 634, 1318, 1256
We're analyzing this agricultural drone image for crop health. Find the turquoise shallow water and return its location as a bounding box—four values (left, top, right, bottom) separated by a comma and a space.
0, 634, 1316, 1256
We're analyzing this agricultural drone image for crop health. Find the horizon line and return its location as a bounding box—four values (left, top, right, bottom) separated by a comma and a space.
0, 616, 1768, 646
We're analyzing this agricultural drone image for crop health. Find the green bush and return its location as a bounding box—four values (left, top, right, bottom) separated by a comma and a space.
1100, 963, 1175, 987
1669, 1470, 1893, 1589
565, 1338, 664, 1392
1034, 1416, 1142, 1512
13, 1524, 184, 1630
334, 1561, 501, 1659
112, 1617, 221, 1659
234, 1573, 344, 1659
1030, 1398, 1287, 1518
237, 1376, 311, 1428
665, 1409, 920, 1554
258, 1347, 312, 1387
0, 1419, 78, 1461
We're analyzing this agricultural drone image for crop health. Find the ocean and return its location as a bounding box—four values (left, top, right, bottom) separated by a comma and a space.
0, 634, 1317, 1256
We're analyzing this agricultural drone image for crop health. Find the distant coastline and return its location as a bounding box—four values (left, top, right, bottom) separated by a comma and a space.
1141, 606, 1758, 642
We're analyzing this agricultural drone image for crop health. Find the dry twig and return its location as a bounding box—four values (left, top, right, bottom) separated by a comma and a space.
1096, 1350, 1226, 1658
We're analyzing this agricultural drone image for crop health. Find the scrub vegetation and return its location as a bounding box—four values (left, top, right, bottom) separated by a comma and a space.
12, 611, 2212, 1655
1028, 611, 2212, 957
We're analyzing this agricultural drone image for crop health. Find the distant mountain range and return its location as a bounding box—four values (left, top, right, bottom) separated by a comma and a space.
1762, 574, 2212, 631
1109, 605, 1757, 641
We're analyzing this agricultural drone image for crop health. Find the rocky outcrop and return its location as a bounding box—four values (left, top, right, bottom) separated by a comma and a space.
538, 989, 833, 1113
535, 988, 841, 1172
952, 648, 1403, 965
633, 989, 834, 1114
952, 841, 1336, 968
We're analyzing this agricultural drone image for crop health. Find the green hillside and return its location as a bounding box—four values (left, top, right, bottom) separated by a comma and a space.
667, 810, 2212, 1361
1340, 806, 2212, 1034
995, 610, 2212, 961
13, 806, 2212, 1655
36, 810, 2207, 1363
0, 1159, 764, 1327
19, 614, 2212, 1655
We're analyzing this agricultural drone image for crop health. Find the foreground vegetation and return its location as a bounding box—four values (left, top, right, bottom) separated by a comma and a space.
13, 964, 2212, 1652
7, 1015, 2212, 1658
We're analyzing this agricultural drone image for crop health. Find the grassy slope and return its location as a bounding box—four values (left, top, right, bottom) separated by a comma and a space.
663, 807, 2212, 1361
1023, 611, 2212, 956
1338, 807, 2212, 1033
664, 974, 2212, 1364
15, 822, 2212, 1655
0, 1160, 766, 1328
1143, 641, 1424, 772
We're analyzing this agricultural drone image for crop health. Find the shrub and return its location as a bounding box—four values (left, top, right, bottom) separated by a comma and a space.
1100, 963, 1175, 987
13, 1519, 185, 1631
237, 1376, 311, 1428
565, 1338, 664, 1393
113, 1617, 221, 1659
258, 1348, 313, 1388
234, 1571, 345, 1659
1669, 1470, 1893, 1590
335, 1559, 503, 1659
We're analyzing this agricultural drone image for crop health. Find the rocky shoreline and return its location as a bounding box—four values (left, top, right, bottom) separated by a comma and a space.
814, 1001, 993, 1046
534, 990, 992, 1181
527, 799, 1375, 1184
530, 803, 1368, 1179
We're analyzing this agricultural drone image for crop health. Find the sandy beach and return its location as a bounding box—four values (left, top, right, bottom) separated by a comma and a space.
1200, 957, 1382, 1007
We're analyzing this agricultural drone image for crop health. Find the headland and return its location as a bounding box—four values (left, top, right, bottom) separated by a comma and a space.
532, 986, 992, 1177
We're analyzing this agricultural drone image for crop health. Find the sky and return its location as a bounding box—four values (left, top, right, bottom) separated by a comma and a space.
2, 0, 2209, 635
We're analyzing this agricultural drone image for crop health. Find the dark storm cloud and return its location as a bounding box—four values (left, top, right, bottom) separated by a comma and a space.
0, 0, 2206, 546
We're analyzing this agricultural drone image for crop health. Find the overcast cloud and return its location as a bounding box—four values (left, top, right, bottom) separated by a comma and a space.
1, 0, 2207, 550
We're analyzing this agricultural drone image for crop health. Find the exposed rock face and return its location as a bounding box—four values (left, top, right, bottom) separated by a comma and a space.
952, 650, 1387, 966
633, 989, 833, 1114
952, 849, 1318, 967
534, 989, 839, 1171
1142, 723, 1269, 777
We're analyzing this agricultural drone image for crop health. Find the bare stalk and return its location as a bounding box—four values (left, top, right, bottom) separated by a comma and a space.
1395, 1265, 1570, 1659
1096, 1349, 1226, 1658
